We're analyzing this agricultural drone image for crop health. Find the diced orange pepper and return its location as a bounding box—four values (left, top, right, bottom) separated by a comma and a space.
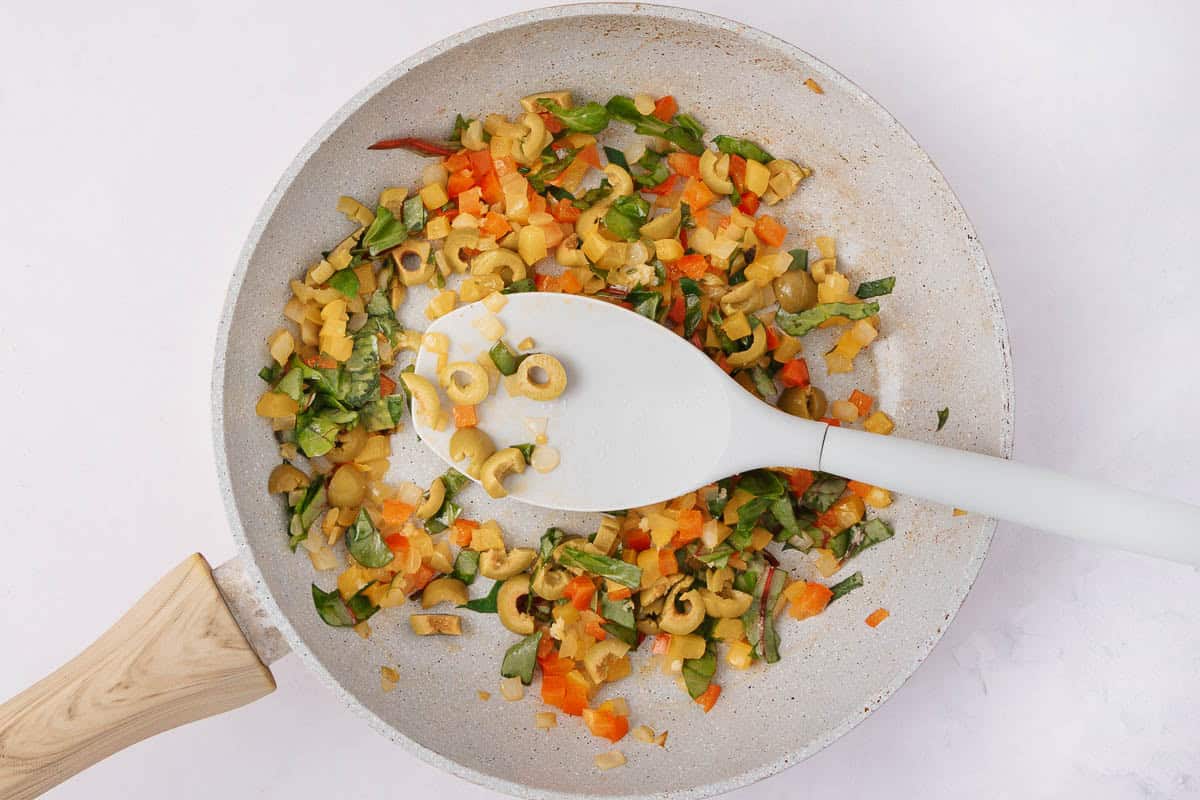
695, 683, 722, 713
549, 198, 581, 223
481, 210, 511, 239
443, 151, 470, 173
820, 417, 842, 427
478, 171, 503, 204
564, 575, 596, 610
539, 222, 565, 249
667, 153, 701, 178
779, 358, 810, 388
457, 186, 484, 216
561, 671, 591, 716
788, 469, 816, 496
540, 674, 566, 707
753, 215, 787, 247
537, 634, 557, 660
382, 500, 415, 527
764, 326, 779, 351
467, 149, 493, 177
560, 270, 583, 294
577, 143, 602, 169
538, 655, 575, 676
527, 190, 547, 216
675, 509, 703, 543
534, 273, 561, 292
672, 253, 708, 280
492, 155, 518, 177
585, 620, 608, 641
727, 155, 747, 193
787, 581, 833, 620
379, 374, 397, 397
452, 404, 478, 428
681, 177, 717, 211
651, 634, 671, 655
607, 586, 633, 601
384, 533, 409, 553
451, 518, 479, 547
652, 95, 678, 122
583, 707, 629, 742
866, 608, 890, 628
848, 389, 874, 416
658, 548, 678, 577
846, 480, 873, 499
446, 169, 475, 198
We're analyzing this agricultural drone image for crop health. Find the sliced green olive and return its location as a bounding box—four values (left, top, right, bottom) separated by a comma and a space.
580, 639, 631, 684
497, 574, 535, 635
659, 584, 706, 635
479, 548, 536, 581
777, 385, 827, 420
698, 588, 753, 619
531, 566, 571, 600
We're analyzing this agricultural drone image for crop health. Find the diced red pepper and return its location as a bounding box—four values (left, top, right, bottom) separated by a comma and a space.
539, 110, 565, 134
667, 294, 686, 324
819, 417, 842, 427
779, 358, 810, 388
651, 634, 671, 655
384, 533, 408, 553
737, 191, 760, 215
764, 326, 780, 351
446, 169, 475, 198
367, 137, 457, 157
622, 528, 652, 551
642, 173, 678, 195
728, 155, 748, 193
379, 374, 397, 397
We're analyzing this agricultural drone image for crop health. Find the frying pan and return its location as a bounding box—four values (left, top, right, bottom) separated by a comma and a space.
0, 5, 1013, 798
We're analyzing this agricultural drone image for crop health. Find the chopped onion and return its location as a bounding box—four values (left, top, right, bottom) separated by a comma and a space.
606, 697, 629, 716
535, 711, 557, 730
531, 445, 560, 474
499, 676, 525, 701
594, 750, 626, 770
483, 292, 507, 312
422, 162, 448, 187
522, 416, 548, 438
472, 313, 505, 341
632, 725, 655, 743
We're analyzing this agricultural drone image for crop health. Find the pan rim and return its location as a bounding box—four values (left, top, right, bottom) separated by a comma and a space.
211, 3, 1015, 798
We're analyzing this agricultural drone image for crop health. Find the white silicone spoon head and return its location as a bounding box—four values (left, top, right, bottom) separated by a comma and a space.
412, 293, 824, 511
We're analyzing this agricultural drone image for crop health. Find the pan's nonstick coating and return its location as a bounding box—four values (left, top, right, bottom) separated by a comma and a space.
214, 6, 1013, 798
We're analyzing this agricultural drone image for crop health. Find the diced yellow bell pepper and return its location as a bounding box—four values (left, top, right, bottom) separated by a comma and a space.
420, 182, 450, 210
722, 311, 752, 340
863, 411, 895, 435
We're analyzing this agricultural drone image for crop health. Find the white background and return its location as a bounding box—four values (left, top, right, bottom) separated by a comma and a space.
2, 1, 1198, 798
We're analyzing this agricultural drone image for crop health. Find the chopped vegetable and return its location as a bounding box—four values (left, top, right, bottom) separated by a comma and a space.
776, 302, 881, 336
937, 407, 950, 431
712, 135, 773, 163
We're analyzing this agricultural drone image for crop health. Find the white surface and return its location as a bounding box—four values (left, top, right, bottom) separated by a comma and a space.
1, 1, 1197, 798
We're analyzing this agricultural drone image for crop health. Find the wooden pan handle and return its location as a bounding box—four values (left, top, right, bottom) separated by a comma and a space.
0, 554, 276, 799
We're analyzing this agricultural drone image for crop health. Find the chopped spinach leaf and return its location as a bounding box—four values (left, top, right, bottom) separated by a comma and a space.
558, 547, 642, 588
538, 99, 610, 134
423, 499, 461, 534
345, 507, 392, 568
828, 571, 864, 602
451, 549, 480, 585
327, 268, 359, 298
775, 302, 880, 337
341, 331, 380, 409
625, 285, 663, 321
604, 96, 704, 155
855, 276, 895, 299
801, 475, 848, 512
502, 278, 536, 294
363, 206, 408, 256
679, 277, 703, 337
401, 195, 427, 233
604, 194, 651, 241
937, 407, 950, 431
712, 135, 774, 163
460, 580, 503, 613
706, 478, 732, 518
603, 146, 630, 172
538, 527, 569, 562
488, 340, 527, 376
501, 631, 543, 685
682, 645, 717, 698
788, 248, 809, 271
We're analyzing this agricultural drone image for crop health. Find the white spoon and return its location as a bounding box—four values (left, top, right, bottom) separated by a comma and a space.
413, 293, 1200, 565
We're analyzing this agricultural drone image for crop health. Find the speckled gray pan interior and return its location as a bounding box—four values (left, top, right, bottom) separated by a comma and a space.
213, 4, 1014, 798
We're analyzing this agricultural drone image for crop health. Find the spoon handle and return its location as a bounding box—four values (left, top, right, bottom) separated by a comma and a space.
819, 425, 1200, 566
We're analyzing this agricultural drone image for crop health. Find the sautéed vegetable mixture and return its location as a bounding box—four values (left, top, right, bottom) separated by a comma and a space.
255, 90, 900, 756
